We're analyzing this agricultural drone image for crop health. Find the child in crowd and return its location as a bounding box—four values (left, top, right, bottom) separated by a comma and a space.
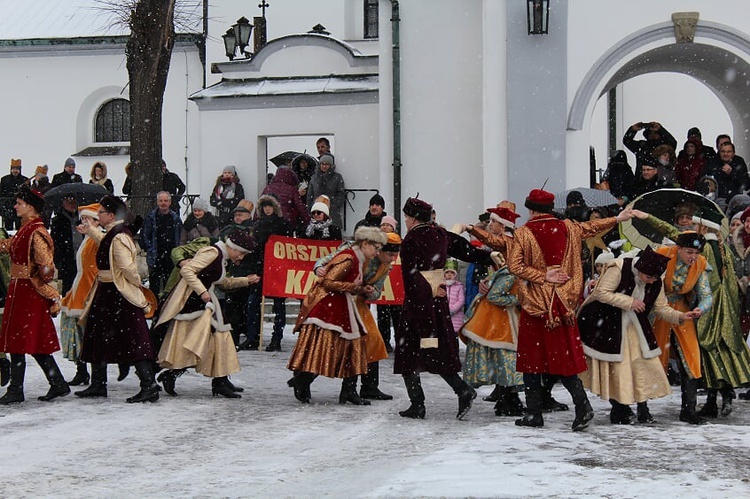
444, 259, 465, 333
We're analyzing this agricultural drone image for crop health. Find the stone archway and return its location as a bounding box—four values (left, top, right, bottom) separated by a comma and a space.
568, 20, 750, 157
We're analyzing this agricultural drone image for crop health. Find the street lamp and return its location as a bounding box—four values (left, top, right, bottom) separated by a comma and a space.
222, 17, 254, 60
527, 0, 549, 35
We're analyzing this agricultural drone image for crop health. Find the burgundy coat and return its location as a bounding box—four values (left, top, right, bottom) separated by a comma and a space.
394, 223, 493, 375
262, 168, 311, 229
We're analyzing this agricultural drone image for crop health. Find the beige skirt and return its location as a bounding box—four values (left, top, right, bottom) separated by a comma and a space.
287, 323, 368, 378
582, 322, 671, 405
158, 309, 240, 378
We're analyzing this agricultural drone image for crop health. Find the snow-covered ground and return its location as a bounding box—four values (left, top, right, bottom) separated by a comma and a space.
1, 325, 750, 498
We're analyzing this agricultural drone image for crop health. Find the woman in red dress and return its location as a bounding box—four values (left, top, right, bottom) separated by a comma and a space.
0, 186, 69, 404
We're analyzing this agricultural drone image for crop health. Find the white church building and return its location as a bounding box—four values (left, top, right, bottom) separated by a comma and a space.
1, 0, 749, 229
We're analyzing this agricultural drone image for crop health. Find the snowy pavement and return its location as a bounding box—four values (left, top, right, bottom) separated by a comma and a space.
1, 330, 750, 498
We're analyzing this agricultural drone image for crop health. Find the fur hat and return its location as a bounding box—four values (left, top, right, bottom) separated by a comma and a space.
675, 231, 706, 251
487, 206, 520, 229
594, 251, 615, 266
380, 215, 398, 230
233, 199, 254, 214
99, 194, 127, 218
35, 165, 48, 176
634, 246, 671, 278
226, 229, 255, 253
382, 232, 402, 252
369, 193, 385, 208
674, 202, 696, 222
354, 226, 387, 246
311, 195, 331, 216
78, 203, 101, 220
10, 159, 21, 170
17, 185, 45, 214
403, 196, 432, 222
524, 189, 555, 213
319, 155, 334, 166
192, 198, 210, 212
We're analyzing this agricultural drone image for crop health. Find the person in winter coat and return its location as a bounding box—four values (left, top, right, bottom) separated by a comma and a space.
50, 195, 82, 295
623, 121, 677, 178
303, 195, 342, 241
601, 150, 635, 206
355, 194, 387, 231
50, 157, 83, 188
262, 167, 310, 235
246, 195, 291, 352
0, 159, 27, 230
89, 161, 114, 194
141, 192, 183, 296
180, 198, 219, 244
444, 259, 464, 333
675, 138, 706, 191
161, 160, 186, 215
701, 142, 750, 203
210, 166, 245, 228
306, 155, 346, 231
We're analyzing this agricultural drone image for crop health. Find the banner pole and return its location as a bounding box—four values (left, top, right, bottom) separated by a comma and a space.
259, 294, 266, 349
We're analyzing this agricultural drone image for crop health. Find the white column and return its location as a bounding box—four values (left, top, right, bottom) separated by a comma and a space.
378, 0, 394, 208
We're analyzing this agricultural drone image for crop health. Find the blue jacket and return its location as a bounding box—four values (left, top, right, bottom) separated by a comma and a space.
141, 208, 182, 267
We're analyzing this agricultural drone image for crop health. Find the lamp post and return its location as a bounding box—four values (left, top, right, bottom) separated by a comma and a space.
222, 17, 254, 60
526, 0, 550, 35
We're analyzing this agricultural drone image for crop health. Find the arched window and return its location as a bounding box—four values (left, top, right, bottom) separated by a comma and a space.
95, 98, 130, 142
364, 0, 378, 39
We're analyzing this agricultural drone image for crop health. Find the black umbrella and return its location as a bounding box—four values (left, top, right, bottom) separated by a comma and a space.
44, 183, 109, 211
269, 151, 302, 167
291, 153, 318, 170
621, 188, 728, 249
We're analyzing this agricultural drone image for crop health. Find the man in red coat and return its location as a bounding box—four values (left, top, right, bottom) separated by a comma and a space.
508, 188, 636, 431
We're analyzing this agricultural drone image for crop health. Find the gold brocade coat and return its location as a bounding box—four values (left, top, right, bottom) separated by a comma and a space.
508, 216, 618, 320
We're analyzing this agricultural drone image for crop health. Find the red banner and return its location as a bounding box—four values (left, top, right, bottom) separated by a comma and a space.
261, 235, 404, 305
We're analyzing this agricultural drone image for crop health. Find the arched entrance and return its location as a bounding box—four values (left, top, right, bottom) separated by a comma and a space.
567, 20, 750, 185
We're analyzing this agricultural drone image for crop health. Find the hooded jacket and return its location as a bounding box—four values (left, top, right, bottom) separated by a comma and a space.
89, 162, 114, 194
262, 167, 311, 229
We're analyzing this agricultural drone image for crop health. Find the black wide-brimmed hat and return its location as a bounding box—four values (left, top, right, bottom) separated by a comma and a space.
634, 246, 671, 278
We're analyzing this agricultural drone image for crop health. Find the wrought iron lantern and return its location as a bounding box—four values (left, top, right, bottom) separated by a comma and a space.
527, 0, 550, 35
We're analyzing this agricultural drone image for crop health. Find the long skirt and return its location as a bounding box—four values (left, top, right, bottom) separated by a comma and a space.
357, 301, 387, 364
464, 339, 524, 387
60, 312, 83, 362
80, 282, 153, 364
287, 323, 368, 378
158, 309, 240, 378
0, 279, 59, 355
582, 323, 671, 405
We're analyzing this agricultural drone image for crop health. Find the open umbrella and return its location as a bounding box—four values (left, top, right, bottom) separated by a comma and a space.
620, 188, 728, 249
269, 151, 302, 167
553, 188, 618, 209
291, 153, 318, 170
44, 183, 109, 211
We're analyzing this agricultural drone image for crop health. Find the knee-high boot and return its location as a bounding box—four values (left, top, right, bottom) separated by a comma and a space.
540, 373, 569, 412
126, 360, 159, 403
679, 377, 705, 425
697, 389, 719, 418
33, 354, 70, 402
399, 373, 426, 419
561, 375, 594, 431
440, 373, 477, 420
360, 362, 393, 400
0, 355, 10, 387
516, 374, 543, 427
75, 362, 108, 397
339, 376, 370, 405
720, 387, 735, 417
0, 354, 26, 404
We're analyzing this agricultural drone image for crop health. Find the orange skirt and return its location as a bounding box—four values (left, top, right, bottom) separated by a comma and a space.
357, 300, 388, 363
287, 324, 368, 378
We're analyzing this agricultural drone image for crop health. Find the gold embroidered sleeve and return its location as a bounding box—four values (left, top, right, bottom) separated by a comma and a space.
576, 217, 618, 240
507, 229, 546, 284
322, 254, 360, 293
469, 226, 509, 252
0, 236, 13, 253
29, 230, 60, 304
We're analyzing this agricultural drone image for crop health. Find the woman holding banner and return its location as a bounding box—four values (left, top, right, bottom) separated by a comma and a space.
287, 226, 388, 405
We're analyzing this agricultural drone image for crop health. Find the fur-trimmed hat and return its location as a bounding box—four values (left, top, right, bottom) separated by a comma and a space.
35, 165, 48, 176
311, 195, 331, 217
691, 215, 721, 232
380, 215, 398, 230
524, 189, 554, 213
634, 246, 671, 277
403, 196, 432, 222
675, 231, 706, 251
99, 194, 127, 218
78, 203, 100, 220
594, 251, 615, 266
226, 229, 255, 253
382, 232, 402, 253
10, 159, 21, 170
354, 226, 387, 246
233, 199, 254, 214
487, 206, 520, 229
17, 185, 45, 214
674, 202, 697, 222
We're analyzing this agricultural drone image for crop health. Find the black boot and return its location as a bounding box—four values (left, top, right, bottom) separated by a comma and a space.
75, 363, 107, 398
340, 376, 371, 405
499, 391, 525, 417
562, 376, 594, 432
292, 371, 317, 403
126, 361, 159, 403
636, 401, 656, 423
492, 386, 510, 415
34, 354, 71, 402
738, 389, 750, 400
0, 355, 25, 405
540, 374, 569, 412
67, 361, 90, 386
441, 373, 477, 420
697, 390, 719, 418
226, 377, 244, 393
117, 363, 130, 382
609, 399, 635, 425
483, 384, 502, 402
237, 338, 259, 351
399, 374, 426, 419
212, 376, 242, 398
157, 368, 187, 396
679, 377, 706, 425
360, 362, 393, 400
515, 388, 544, 427
0, 357, 10, 387
720, 387, 735, 417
